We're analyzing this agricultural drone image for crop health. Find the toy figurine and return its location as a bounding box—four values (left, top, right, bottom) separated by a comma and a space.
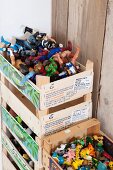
15, 116, 22, 124
109, 161, 113, 170
55, 144, 66, 155
72, 159, 84, 169
20, 71, 35, 85
63, 148, 75, 163
78, 166, 90, 170
16, 38, 33, 50
97, 161, 108, 170
93, 135, 103, 145
45, 58, 59, 76
102, 151, 113, 160
20, 49, 36, 56
52, 152, 64, 165
1, 36, 11, 47
86, 136, 93, 145
71, 47, 80, 65
87, 144, 95, 157
76, 144, 83, 160
34, 62, 46, 75
52, 53, 63, 66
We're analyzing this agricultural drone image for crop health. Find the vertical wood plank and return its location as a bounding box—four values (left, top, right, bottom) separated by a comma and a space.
67, 0, 108, 116
97, 0, 113, 140
52, 0, 69, 45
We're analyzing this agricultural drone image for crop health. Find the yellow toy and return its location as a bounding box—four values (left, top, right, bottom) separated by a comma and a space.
76, 144, 83, 160
93, 135, 103, 145
109, 161, 113, 170
72, 159, 84, 169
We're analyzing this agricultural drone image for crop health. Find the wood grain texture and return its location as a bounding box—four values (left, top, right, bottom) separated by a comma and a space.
52, 0, 108, 116
97, 0, 113, 140
52, 0, 69, 45
68, 0, 108, 116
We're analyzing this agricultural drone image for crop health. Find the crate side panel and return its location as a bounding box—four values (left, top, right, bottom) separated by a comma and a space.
1, 106, 39, 161
0, 54, 40, 108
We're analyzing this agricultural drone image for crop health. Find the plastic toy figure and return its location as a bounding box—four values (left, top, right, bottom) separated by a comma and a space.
97, 161, 108, 170
52, 152, 64, 165
15, 116, 22, 124
63, 148, 75, 163
1, 36, 11, 47
45, 58, 59, 76
109, 161, 113, 170
93, 135, 103, 145
72, 159, 84, 169
55, 144, 66, 155
78, 166, 90, 170
87, 143, 95, 157
71, 47, 80, 65
34, 62, 46, 75
20, 71, 35, 85
9, 49, 16, 66
76, 144, 83, 160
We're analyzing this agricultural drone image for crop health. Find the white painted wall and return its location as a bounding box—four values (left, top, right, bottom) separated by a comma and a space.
0, 0, 51, 168
0, 0, 52, 39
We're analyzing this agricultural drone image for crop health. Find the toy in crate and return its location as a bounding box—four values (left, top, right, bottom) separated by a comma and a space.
51, 135, 113, 170
0, 26, 81, 85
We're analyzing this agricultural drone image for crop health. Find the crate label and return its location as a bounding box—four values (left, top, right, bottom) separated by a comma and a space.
49, 157, 61, 170
0, 54, 40, 108
41, 71, 93, 109
2, 131, 32, 170
41, 101, 92, 135
2, 106, 39, 160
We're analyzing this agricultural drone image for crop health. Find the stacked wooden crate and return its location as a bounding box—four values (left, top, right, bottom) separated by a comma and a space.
43, 118, 113, 170
0, 52, 93, 170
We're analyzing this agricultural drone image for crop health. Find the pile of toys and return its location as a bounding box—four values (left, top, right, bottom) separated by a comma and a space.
51, 135, 113, 170
0, 27, 81, 85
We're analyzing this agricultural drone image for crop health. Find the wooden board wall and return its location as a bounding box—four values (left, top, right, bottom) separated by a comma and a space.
52, 0, 108, 116
97, 0, 113, 140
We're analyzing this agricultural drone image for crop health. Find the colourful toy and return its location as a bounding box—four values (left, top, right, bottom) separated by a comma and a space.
20, 71, 35, 85
103, 151, 113, 160
45, 58, 59, 76
97, 161, 108, 170
78, 166, 90, 170
52, 152, 64, 165
109, 161, 113, 170
71, 47, 80, 65
93, 135, 103, 145
15, 116, 22, 124
63, 148, 75, 163
76, 144, 83, 160
72, 159, 84, 169
87, 143, 96, 157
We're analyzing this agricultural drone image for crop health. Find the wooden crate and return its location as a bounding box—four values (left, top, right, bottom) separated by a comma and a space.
0, 53, 93, 110
1, 123, 43, 170
0, 74, 92, 170
43, 118, 113, 170
0, 78, 92, 138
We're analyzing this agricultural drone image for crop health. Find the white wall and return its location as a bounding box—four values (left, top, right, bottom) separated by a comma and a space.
0, 0, 52, 39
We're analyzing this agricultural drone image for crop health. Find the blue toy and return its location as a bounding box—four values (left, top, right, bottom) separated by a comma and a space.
47, 47, 61, 59
20, 71, 35, 85
1, 36, 11, 46
52, 152, 64, 165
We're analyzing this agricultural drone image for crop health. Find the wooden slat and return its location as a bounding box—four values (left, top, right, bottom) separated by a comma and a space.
52, 0, 69, 46
2, 152, 17, 170
0, 81, 41, 137
67, 0, 108, 116
97, 0, 113, 140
